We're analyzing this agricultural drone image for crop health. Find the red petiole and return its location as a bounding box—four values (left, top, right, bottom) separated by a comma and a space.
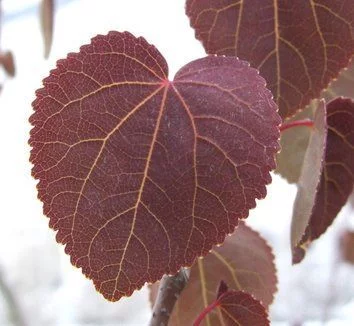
279, 119, 314, 132
193, 298, 221, 326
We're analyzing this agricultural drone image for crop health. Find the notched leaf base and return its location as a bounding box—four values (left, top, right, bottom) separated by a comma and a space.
29, 31, 280, 301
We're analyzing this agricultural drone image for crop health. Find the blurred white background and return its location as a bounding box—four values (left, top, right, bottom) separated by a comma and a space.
0, 1, 353, 325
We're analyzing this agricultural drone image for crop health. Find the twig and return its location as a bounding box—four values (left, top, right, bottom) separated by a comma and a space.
0, 267, 26, 326
149, 268, 190, 326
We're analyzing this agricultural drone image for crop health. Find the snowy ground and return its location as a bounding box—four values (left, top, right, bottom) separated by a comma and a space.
0, 1, 353, 325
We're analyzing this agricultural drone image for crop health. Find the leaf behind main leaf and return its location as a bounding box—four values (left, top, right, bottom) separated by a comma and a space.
186, 0, 354, 119
150, 223, 277, 325
291, 98, 354, 263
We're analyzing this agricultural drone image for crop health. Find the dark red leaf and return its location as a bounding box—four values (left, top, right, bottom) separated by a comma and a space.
0, 51, 15, 77
186, 0, 354, 119
29, 31, 280, 301
291, 98, 354, 264
149, 223, 277, 325
340, 230, 354, 264
194, 285, 269, 326
40, 0, 54, 58
216, 280, 228, 299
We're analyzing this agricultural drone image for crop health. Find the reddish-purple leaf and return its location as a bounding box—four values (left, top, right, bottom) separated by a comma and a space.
29, 31, 280, 301
216, 279, 229, 299
40, 0, 55, 58
150, 223, 277, 325
340, 230, 354, 264
0, 51, 15, 77
186, 0, 354, 119
194, 282, 269, 326
215, 290, 269, 326
291, 98, 354, 264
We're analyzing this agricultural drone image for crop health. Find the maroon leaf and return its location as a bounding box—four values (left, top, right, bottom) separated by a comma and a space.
0, 51, 15, 77
216, 279, 229, 299
194, 281, 269, 326
150, 223, 277, 325
340, 230, 354, 264
29, 31, 280, 301
40, 0, 55, 58
186, 0, 354, 119
291, 98, 354, 264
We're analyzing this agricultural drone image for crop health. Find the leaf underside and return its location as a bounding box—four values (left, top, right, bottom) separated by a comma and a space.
275, 102, 315, 183
186, 0, 354, 119
150, 223, 277, 325
29, 31, 280, 300
291, 98, 354, 264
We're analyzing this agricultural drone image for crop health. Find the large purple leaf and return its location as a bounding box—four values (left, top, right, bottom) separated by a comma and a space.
29, 31, 280, 300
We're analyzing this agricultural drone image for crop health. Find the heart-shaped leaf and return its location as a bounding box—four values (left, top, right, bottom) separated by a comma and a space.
291, 98, 354, 263
186, 0, 354, 119
193, 281, 269, 326
29, 31, 280, 301
150, 223, 277, 325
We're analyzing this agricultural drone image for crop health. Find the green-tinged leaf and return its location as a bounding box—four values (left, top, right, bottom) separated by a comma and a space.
276, 102, 315, 183
292, 98, 354, 264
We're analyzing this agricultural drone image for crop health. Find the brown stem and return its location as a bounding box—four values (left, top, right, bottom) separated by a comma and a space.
279, 119, 314, 132
149, 268, 190, 326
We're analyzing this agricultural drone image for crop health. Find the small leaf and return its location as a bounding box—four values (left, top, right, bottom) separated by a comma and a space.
186, 0, 354, 119
150, 223, 277, 325
215, 290, 269, 326
29, 31, 280, 301
291, 98, 354, 264
0, 51, 15, 77
40, 0, 54, 58
340, 230, 354, 264
193, 283, 269, 326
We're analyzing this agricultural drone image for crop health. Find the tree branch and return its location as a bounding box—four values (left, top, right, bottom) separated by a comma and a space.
149, 268, 190, 326
0, 267, 26, 326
